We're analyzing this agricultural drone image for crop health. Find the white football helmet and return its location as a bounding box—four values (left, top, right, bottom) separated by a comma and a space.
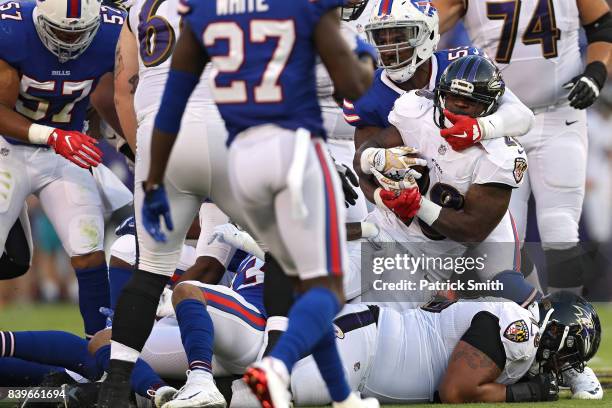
33, 0, 102, 63
366, 0, 440, 83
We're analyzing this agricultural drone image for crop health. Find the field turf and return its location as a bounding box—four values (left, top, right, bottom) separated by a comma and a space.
1, 302, 610, 406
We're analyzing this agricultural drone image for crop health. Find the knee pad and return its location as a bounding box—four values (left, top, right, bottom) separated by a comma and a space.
110, 235, 137, 266
537, 211, 580, 247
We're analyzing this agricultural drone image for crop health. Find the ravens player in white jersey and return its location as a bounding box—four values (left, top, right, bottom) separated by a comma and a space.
433, 0, 612, 397
291, 291, 600, 405
355, 55, 535, 309
432, 0, 612, 296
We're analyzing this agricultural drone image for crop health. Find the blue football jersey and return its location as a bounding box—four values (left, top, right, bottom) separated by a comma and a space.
0, 1, 124, 145
183, 0, 344, 143
343, 46, 483, 129
231, 255, 265, 317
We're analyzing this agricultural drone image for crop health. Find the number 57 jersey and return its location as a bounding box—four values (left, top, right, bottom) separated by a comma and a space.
182, 0, 344, 143
0, 1, 124, 141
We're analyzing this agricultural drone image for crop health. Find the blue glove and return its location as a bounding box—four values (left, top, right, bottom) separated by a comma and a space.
355, 36, 378, 64
99, 307, 114, 329
141, 182, 174, 242
115, 215, 135, 236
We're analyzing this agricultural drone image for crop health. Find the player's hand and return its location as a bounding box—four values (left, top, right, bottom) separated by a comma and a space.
208, 223, 265, 260
564, 75, 602, 110
372, 168, 420, 192
375, 187, 422, 222
156, 287, 175, 318
335, 162, 359, 207
440, 109, 483, 150
141, 182, 173, 243
361, 146, 427, 179
115, 215, 135, 236
47, 129, 103, 169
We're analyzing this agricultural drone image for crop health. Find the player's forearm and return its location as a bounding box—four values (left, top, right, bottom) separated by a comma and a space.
586, 41, 612, 68
480, 88, 534, 139
114, 92, 137, 153
431, 0, 466, 34
430, 208, 493, 243
174, 256, 225, 286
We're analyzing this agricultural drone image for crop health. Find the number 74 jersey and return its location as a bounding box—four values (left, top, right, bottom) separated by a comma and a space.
0, 2, 124, 143
463, 0, 582, 109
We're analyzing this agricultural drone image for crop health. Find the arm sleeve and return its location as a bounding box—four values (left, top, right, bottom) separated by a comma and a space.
460, 311, 507, 370
480, 87, 535, 139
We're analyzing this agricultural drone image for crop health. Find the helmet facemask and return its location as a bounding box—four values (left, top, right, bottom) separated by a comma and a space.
34, 3, 101, 63
366, 21, 432, 83
341, 0, 368, 22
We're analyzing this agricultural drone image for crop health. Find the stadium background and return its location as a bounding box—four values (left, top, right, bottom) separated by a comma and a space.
0, 4, 611, 407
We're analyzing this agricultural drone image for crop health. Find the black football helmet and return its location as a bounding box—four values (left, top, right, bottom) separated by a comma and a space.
536, 292, 601, 380
341, 0, 368, 22
433, 54, 505, 128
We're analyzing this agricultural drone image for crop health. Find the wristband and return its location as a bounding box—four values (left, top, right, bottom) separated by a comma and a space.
27, 123, 54, 145
584, 61, 607, 89
360, 147, 378, 174
416, 197, 442, 226
360, 221, 379, 239
506, 382, 538, 402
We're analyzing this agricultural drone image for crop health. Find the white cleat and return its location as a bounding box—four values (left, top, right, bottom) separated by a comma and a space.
229, 378, 262, 408
564, 366, 603, 400
162, 370, 227, 408
332, 392, 380, 408
243, 357, 291, 408
154, 386, 178, 407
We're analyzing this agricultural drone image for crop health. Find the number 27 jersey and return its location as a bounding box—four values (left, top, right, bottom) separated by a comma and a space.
182, 0, 344, 143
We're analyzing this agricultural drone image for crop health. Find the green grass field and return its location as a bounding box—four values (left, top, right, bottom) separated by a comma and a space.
1, 302, 611, 407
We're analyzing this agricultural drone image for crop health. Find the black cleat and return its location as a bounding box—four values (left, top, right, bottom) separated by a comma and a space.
97, 377, 132, 408
62, 382, 102, 408
19, 370, 78, 408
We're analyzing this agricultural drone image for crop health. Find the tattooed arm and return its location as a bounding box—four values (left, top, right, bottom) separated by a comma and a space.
113, 20, 139, 152
438, 340, 506, 403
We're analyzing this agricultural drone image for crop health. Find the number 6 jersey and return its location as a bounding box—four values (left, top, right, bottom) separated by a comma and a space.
0, 1, 124, 144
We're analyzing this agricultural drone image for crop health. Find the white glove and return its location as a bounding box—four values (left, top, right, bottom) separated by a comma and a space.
208, 223, 265, 260
156, 287, 175, 318
360, 146, 427, 180
371, 168, 419, 192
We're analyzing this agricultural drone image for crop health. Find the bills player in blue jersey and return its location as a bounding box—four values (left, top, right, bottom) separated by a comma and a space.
0, 0, 125, 338
99, 1, 378, 407
343, 0, 534, 152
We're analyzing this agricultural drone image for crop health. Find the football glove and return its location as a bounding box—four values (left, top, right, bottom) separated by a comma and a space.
563, 61, 607, 110
361, 146, 427, 180
115, 215, 135, 237
47, 129, 103, 169
374, 187, 422, 223
440, 109, 483, 150
335, 162, 359, 207
141, 183, 173, 243
506, 373, 559, 402
208, 223, 265, 260
372, 168, 420, 192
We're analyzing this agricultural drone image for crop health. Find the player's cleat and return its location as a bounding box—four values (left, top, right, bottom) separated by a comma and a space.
154, 386, 178, 407
243, 357, 291, 408
162, 370, 226, 408
229, 378, 261, 408
19, 370, 80, 407
332, 392, 380, 408
563, 366, 603, 400
97, 375, 133, 408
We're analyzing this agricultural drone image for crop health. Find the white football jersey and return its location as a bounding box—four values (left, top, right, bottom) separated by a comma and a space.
378, 91, 526, 244
128, 0, 216, 122
363, 299, 540, 403
463, 0, 582, 109
346, 0, 379, 38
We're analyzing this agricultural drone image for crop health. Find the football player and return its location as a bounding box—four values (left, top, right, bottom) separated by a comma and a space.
0, 0, 126, 338
291, 291, 600, 405
344, 1, 535, 153
432, 0, 612, 300
355, 55, 532, 308
104, 1, 377, 408
432, 0, 612, 398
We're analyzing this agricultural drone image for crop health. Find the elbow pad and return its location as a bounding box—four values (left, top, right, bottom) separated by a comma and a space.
584, 12, 612, 44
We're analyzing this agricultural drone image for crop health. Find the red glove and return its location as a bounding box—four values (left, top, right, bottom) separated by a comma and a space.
379, 188, 422, 222
439, 109, 483, 151
47, 129, 103, 169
